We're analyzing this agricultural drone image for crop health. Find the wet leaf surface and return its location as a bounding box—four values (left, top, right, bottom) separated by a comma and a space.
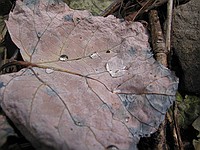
0, 0, 178, 149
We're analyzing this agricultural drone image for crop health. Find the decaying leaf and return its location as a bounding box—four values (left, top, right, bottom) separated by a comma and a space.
0, 0, 178, 149
0, 113, 17, 147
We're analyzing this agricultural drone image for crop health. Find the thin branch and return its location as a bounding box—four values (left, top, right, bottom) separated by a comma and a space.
149, 10, 168, 67
165, 0, 173, 53
100, 0, 123, 17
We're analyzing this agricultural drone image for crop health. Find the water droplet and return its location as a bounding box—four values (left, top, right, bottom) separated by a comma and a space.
112, 89, 121, 93
106, 145, 119, 150
59, 54, 68, 61
76, 18, 81, 23
125, 117, 129, 123
89, 52, 99, 59
77, 121, 82, 126
37, 32, 42, 38
45, 68, 54, 74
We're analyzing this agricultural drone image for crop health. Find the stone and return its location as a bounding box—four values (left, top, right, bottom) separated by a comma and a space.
172, 0, 200, 95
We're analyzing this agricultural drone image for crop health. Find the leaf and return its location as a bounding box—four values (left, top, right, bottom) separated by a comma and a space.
177, 95, 200, 129
0, 113, 17, 147
0, 0, 178, 149
63, 0, 115, 15
192, 116, 200, 138
0, 15, 7, 55
192, 117, 200, 150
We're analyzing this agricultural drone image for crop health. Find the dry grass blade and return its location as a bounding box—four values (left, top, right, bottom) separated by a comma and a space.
100, 0, 123, 17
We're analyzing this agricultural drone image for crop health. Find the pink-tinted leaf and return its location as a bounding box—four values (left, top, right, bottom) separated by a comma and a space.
0, 0, 178, 149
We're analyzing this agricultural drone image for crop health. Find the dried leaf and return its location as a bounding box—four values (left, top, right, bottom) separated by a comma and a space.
0, 0, 178, 149
0, 114, 17, 147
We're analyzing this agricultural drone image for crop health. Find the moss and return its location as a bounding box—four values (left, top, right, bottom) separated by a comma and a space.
176, 93, 200, 129
64, 0, 114, 15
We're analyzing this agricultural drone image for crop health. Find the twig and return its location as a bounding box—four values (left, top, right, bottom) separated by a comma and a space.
149, 9, 168, 149
100, 0, 123, 17
125, 0, 154, 21
173, 102, 184, 150
165, 1, 184, 148
149, 1, 183, 150
147, 0, 168, 10
149, 10, 168, 67
165, 0, 173, 53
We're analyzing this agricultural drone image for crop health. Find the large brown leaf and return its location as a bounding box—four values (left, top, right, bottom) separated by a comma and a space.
0, 0, 178, 149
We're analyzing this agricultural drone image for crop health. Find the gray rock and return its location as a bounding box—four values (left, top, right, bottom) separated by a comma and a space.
172, 0, 200, 95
